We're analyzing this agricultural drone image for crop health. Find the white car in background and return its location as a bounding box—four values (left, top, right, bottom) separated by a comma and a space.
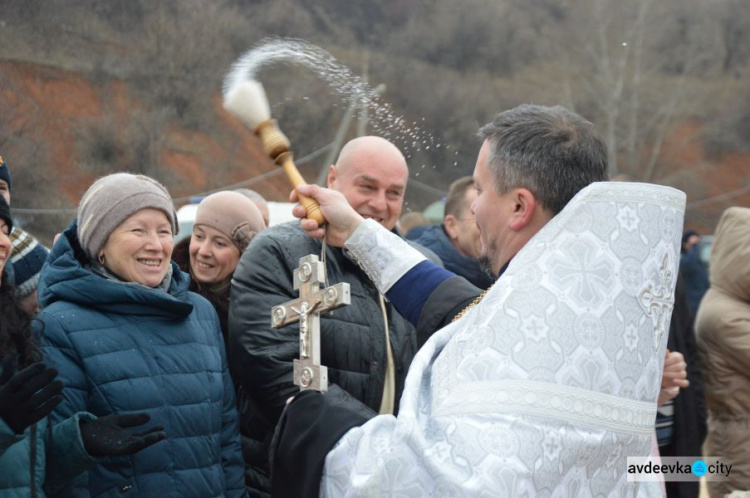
175, 200, 296, 241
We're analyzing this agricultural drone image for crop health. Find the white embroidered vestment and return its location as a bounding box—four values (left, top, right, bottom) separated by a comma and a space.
323, 182, 686, 497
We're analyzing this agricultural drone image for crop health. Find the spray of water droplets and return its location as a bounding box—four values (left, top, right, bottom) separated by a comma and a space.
223, 38, 449, 168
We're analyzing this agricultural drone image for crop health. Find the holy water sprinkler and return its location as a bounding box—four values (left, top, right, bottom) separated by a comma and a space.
223, 80, 325, 225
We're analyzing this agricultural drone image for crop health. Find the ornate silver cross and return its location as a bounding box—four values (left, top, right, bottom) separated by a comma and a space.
638, 253, 675, 351
271, 254, 351, 392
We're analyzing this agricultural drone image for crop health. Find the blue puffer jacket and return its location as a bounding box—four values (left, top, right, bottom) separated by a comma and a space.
0, 413, 96, 497
36, 222, 246, 497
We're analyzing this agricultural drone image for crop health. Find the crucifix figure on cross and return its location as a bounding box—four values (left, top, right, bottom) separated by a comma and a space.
271, 254, 351, 392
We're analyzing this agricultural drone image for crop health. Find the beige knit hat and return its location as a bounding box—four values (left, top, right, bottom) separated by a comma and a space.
194, 191, 266, 251
77, 173, 177, 261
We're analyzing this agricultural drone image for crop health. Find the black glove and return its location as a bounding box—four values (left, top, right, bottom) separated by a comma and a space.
0, 355, 64, 434
80, 413, 167, 457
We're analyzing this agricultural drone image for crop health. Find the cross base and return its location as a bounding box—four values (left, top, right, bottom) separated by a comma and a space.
294, 358, 328, 392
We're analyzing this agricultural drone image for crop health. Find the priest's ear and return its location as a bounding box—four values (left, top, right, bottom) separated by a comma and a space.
508, 188, 539, 231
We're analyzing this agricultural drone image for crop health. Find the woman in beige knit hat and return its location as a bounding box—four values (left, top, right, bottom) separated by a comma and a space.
173, 191, 266, 339
35, 173, 247, 497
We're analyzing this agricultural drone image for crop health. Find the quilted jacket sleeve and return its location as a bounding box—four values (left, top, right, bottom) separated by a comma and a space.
44, 412, 98, 495
0, 418, 26, 495
0, 419, 23, 459
37, 311, 92, 497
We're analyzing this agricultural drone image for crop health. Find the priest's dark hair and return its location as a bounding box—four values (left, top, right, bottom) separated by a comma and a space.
477, 104, 609, 215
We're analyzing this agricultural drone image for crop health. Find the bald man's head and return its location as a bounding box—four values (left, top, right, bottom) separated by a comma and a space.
327, 136, 409, 230
335, 136, 406, 173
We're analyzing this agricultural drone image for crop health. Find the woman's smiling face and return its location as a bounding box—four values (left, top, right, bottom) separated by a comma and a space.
189, 225, 241, 287
99, 208, 174, 287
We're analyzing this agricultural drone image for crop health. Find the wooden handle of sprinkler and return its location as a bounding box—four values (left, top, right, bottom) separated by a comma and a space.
276, 152, 325, 225
253, 119, 325, 225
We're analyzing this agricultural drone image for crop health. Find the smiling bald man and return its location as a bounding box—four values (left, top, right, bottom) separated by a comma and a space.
227, 136, 440, 496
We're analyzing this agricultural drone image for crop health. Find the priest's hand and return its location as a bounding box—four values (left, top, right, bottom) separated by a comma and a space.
80, 413, 166, 457
0, 356, 64, 434
291, 184, 365, 246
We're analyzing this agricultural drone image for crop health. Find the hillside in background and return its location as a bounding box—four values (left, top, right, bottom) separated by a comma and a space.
1, 0, 748, 242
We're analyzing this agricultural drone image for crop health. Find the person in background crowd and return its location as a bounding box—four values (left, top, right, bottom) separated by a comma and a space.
657, 276, 707, 498
235, 188, 270, 227
37, 173, 247, 497
695, 207, 750, 498
172, 190, 265, 495
680, 229, 709, 317
398, 211, 430, 240
0, 155, 50, 316
229, 136, 440, 497
414, 176, 494, 289
0, 196, 165, 497
172, 190, 265, 339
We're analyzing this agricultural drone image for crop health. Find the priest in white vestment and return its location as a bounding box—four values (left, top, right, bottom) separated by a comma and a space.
270, 104, 685, 498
